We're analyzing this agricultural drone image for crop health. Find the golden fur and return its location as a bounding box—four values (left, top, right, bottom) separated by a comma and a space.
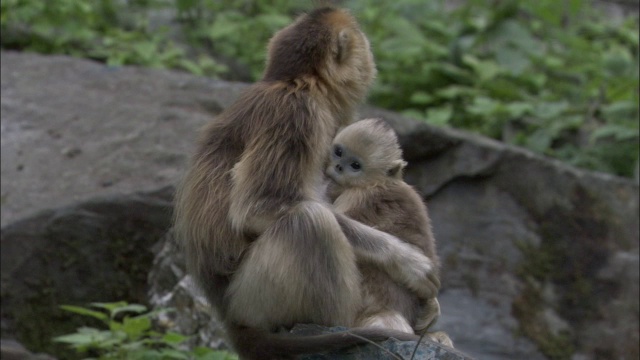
174, 8, 439, 359
327, 118, 453, 347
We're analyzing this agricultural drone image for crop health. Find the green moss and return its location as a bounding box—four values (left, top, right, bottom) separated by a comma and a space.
515, 240, 558, 280
512, 185, 615, 358
10, 275, 102, 359
512, 283, 575, 360
5, 230, 158, 358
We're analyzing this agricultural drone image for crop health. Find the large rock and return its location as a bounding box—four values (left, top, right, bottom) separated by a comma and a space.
0, 187, 173, 357
0, 51, 245, 227
1, 52, 638, 359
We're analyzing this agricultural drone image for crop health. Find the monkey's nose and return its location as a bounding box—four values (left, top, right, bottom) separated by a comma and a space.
335, 164, 343, 173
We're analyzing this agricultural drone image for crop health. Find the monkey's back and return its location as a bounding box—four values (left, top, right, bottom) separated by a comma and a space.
174, 81, 328, 309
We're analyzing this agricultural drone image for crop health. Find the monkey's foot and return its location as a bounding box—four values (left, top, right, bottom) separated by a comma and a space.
414, 298, 441, 334
427, 331, 454, 348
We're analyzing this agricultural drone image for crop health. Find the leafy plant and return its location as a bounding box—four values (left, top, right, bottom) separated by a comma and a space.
0, 0, 226, 76
175, 0, 300, 80
348, 0, 638, 177
54, 301, 237, 360
1, 0, 638, 177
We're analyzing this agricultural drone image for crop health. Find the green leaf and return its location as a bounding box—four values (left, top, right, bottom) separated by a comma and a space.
500, 20, 540, 53
495, 46, 530, 74
208, 12, 243, 39
430, 63, 473, 83
379, 38, 423, 59
401, 108, 427, 120
54, 327, 116, 350
60, 305, 109, 322
591, 125, 639, 142
548, 115, 584, 136
504, 102, 533, 118
602, 101, 639, 123
158, 349, 190, 359
122, 315, 152, 339
468, 97, 500, 116
534, 101, 570, 120
409, 91, 434, 105
109, 320, 123, 332
122, 340, 152, 351
193, 347, 215, 356
196, 351, 240, 360
525, 129, 553, 153
175, 0, 199, 13
162, 332, 189, 344
464, 55, 502, 82
426, 105, 453, 126
53, 332, 99, 345
110, 304, 148, 318
254, 13, 291, 29
435, 85, 476, 100
603, 46, 635, 78
178, 59, 203, 75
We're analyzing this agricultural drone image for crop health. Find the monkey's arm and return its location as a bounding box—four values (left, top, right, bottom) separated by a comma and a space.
228, 91, 321, 235
335, 213, 440, 299
325, 179, 344, 203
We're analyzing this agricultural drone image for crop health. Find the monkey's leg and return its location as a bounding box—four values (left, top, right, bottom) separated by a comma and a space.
335, 213, 440, 299
414, 299, 454, 348
226, 201, 361, 330
414, 298, 441, 335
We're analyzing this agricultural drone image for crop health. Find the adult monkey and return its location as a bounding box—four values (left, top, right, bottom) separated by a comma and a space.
174, 7, 439, 359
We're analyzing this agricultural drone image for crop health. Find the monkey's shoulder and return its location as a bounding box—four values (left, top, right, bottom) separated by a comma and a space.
334, 182, 422, 223
207, 81, 337, 152
369, 181, 427, 214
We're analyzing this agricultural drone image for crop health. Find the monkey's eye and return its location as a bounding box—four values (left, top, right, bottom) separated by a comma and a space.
350, 162, 361, 171
334, 146, 343, 158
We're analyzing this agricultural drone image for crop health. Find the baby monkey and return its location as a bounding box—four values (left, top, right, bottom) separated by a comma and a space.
326, 118, 453, 346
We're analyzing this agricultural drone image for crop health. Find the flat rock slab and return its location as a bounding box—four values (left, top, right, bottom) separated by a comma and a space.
1, 51, 245, 226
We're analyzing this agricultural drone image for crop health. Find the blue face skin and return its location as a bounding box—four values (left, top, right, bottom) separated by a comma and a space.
329, 144, 363, 184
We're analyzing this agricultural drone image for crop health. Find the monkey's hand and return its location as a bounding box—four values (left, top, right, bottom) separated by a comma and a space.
385, 244, 441, 299
336, 213, 440, 298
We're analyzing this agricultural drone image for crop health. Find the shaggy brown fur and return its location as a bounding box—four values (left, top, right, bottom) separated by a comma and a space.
174, 7, 439, 359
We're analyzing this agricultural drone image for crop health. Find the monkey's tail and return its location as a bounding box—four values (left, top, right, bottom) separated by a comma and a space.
227, 323, 422, 360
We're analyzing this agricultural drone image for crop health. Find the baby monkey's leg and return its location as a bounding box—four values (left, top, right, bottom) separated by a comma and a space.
414, 297, 441, 334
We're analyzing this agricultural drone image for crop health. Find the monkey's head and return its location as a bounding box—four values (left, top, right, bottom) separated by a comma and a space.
263, 7, 376, 104
326, 118, 407, 188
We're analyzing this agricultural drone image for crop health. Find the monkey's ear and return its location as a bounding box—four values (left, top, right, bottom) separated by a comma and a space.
336, 29, 352, 63
387, 160, 407, 178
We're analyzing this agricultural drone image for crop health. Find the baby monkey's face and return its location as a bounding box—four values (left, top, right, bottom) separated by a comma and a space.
326, 118, 407, 188
326, 142, 391, 188
326, 143, 365, 187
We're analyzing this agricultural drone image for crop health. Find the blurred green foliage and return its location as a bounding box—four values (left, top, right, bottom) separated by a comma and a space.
1, 0, 638, 177
358, 0, 639, 178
